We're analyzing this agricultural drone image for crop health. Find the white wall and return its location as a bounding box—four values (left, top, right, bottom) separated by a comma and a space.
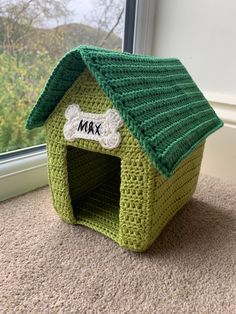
151, 0, 236, 184
152, 0, 236, 99
201, 125, 236, 184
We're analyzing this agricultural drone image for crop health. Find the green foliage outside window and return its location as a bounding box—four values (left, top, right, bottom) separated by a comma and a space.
0, 0, 123, 153
0, 51, 51, 152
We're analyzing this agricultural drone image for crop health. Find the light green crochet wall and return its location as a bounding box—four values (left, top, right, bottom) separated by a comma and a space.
45, 68, 204, 252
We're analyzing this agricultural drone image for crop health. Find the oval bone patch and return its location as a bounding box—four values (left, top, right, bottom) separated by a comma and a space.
63, 104, 123, 149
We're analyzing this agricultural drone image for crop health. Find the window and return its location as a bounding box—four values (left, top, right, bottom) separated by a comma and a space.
0, 0, 139, 201
0, 0, 126, 153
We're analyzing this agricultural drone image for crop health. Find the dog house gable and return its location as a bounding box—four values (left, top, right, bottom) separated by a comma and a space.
44, 67, 155, 250
46, 68, 143, 159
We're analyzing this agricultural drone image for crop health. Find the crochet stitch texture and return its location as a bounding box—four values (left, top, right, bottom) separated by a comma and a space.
26, 46, 223, 251
26, 45, 223, 178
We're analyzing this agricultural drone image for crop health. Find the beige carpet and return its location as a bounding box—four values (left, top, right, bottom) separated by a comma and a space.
0, 174, 236, 314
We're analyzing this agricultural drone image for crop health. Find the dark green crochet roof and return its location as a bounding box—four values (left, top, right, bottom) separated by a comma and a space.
26, 45, 223, 178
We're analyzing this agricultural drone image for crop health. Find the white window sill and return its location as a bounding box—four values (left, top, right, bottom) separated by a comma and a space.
0, 145, 48, 201
203, 92, 236, 128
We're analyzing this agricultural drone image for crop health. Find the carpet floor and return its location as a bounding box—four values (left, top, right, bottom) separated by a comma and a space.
0, 174, 236, 313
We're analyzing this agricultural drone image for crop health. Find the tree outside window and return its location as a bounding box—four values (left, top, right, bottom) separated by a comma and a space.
0, 0, 125, 153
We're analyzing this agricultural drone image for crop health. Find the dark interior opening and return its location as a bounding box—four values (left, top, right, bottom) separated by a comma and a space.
66, 146, 121, 236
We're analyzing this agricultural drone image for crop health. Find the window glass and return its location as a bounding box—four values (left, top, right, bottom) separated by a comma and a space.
0, 0, 125, 153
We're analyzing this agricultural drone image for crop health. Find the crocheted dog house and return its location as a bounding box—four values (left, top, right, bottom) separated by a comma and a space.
26, 46, 223, 252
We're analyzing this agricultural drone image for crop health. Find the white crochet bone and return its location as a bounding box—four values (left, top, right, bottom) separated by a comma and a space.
63, 104, 123, 149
